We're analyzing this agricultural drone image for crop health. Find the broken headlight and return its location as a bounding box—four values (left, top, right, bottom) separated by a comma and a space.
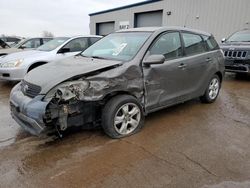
44, 80, 89, 101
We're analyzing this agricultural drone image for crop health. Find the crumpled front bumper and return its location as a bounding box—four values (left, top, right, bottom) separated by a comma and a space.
10, 83, 49, 135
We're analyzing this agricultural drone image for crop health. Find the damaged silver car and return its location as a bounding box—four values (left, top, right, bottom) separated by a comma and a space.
10, 27, 225, 138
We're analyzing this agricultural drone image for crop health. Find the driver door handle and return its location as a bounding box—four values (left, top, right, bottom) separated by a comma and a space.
206, 58, 212, 62
178, 63, 187, 69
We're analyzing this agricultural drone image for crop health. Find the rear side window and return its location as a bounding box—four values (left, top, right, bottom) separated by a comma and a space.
182, 33, 206, 56
202, 35, 219, 51
149, 32, 182, 60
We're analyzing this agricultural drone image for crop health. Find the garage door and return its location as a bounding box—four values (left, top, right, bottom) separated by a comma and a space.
135, 10, 163, 28
96, 22, 115, 36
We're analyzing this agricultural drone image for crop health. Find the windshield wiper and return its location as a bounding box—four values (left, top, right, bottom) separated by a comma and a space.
90, 55, 106, 59
80, 54, 106, 59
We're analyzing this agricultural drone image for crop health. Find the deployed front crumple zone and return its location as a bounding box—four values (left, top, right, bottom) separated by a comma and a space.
10, 85, 49, 135
10, 55, 145, 135
44, 64, 145, 134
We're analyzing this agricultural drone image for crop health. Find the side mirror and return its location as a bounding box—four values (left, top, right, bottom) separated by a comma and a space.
143, 55, 165, 66
221, 38, 226, 43
58, 48, 70, 54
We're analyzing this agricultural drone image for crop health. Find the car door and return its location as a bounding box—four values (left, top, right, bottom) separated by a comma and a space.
180, 32, 211, 97
143, 31, 191, 112
56, 37, 89, 59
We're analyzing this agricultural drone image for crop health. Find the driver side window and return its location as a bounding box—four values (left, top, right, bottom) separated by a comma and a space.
23, 39, 41, 48
63, 38, 88, 52
149, 32, 182, 60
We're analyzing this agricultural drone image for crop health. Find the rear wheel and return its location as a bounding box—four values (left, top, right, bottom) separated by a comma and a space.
102, 95, 144, 138
200, 74, 221, 103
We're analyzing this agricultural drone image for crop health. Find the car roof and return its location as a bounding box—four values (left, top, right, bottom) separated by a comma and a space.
235, 29, 250, 34
116, 26, 212, 36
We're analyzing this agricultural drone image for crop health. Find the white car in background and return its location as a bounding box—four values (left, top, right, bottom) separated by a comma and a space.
0, 35, 102, 81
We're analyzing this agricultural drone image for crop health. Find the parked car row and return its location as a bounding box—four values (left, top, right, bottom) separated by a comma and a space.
0, 37, 53, 57
0, 36, 21, 46
7, 27, 225, 138
0, 39, 10, 49
0, 35, 102, 80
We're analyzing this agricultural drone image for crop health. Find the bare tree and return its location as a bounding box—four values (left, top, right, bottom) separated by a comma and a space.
42, 31, 54, 37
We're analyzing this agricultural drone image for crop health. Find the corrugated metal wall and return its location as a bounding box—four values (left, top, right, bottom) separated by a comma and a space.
89, 0, 250, 40
164, 0, 250, 40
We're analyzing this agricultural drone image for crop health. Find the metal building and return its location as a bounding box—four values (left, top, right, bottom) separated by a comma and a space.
89, 0, 250, 40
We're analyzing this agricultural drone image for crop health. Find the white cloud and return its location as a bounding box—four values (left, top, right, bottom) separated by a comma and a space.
0, 0, 144, 37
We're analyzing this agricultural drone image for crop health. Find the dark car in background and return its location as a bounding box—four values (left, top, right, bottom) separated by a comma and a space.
220, 29, 250, 74
10, 27, 224, 138
0, 39, 10, 49
0, 37, 53, 56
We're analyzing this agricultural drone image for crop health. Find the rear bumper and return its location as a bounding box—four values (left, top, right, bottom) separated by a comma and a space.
10, 83, 49, 135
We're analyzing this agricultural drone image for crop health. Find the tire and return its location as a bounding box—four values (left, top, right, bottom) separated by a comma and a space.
200, 74, 221, 103
102, 95, 145, 139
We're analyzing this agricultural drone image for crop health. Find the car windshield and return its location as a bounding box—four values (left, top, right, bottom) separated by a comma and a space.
82, 32, 151, 61
227, 30, 250, 42
37, 37, 69, 51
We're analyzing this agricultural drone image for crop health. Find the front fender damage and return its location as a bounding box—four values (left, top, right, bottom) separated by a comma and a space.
44, 64, 144, 133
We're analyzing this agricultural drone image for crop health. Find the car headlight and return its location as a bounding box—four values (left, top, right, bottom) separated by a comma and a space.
44, 80, 90, 101
0, 59, 23, 68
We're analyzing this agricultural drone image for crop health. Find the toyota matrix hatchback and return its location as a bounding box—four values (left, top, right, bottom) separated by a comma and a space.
10, 27, 225, 138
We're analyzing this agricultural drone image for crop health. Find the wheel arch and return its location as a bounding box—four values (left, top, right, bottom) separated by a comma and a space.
102, 90, 140, 104
27, 61, 48, 72
215, 71, 223, 83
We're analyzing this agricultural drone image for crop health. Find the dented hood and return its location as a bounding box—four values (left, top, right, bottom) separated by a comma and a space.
24, 56, 122, 94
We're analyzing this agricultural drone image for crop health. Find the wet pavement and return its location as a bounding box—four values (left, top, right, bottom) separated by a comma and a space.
0, 74, 250, 188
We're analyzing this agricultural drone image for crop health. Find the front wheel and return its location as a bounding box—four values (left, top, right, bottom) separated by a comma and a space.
200, 75, 221, 103
102, 95, 145, 139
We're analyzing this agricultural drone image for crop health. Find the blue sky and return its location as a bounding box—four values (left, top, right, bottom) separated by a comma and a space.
0, 0, 144, 37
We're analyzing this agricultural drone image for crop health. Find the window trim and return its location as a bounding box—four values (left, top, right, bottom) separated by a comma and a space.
201, 35, 219, 52
146, 30, 184, 61
180, 31, 207, 57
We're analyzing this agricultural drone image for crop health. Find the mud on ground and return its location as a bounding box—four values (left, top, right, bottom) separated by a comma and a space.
0, 73, 250, 188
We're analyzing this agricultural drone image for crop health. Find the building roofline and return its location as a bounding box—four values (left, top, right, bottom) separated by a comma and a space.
89, 0, 162, 16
